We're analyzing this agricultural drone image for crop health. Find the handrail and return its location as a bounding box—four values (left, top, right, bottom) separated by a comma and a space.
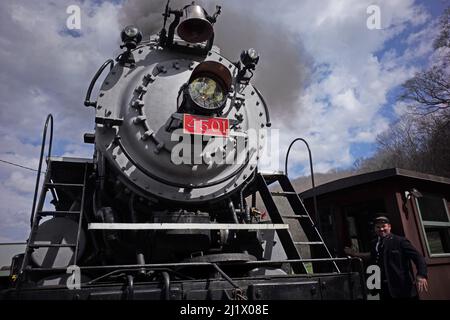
84, 59, 114, 107
29, 114, 53, 227
27, 256, 363, 272
253, 87, 271, 127
284, 138, 319, 231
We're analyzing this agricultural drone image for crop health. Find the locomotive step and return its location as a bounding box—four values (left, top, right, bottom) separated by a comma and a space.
293, 241, 324, 245
38, 210, 81, 217
45, 182, 85, 188
270, 191, 298, 196
281, 215, 309, 219
260, 171, 285, 178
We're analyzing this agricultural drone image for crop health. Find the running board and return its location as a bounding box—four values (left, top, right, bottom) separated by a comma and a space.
88, 223, 289, 230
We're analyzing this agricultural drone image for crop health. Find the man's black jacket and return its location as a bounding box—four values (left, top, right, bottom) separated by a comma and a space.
370, 234, 427, 298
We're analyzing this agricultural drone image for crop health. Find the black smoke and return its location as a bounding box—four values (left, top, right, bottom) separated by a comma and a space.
118, 0, 311, 126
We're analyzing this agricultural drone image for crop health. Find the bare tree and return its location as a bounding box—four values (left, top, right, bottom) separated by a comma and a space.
354, 110, 450, 177
433, 7, 450, 51
400, 7, 450, 114
400, 67, 450, 114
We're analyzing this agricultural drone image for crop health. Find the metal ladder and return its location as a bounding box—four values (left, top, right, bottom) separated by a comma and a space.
256, 172, 340, 274
18, 114, 89, 280
19, 160, 89, 278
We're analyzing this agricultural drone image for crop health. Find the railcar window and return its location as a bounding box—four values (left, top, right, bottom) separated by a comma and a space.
416, 194, 450, 256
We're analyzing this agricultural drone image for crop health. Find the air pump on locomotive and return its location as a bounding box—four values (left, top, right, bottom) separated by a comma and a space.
2, 2, 365, 300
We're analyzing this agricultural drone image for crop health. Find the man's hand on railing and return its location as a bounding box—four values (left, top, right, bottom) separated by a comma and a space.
343, 246, 370, 260
344, 246, 357, 256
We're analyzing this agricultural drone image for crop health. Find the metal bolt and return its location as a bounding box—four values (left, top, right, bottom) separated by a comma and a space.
138, 49, 143, 54
144, 74, 154, 83
99, 93, 104, 97
132, 100, 144, 109
105, 110, 111, 117
133, 115, 146, 124
141, 130, 153, 140
256, 101, 260, 105
135, 86, 147, 94
251, 91, 255, 95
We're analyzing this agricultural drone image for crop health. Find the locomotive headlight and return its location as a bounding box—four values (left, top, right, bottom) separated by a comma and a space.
123, 25, 139, 38
188, 76, 226, 112
184, 61, 232, 114
240, 48, 259, 69
120, 25, 142, 49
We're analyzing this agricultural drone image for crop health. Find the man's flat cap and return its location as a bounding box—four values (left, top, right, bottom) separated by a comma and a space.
373, 216, 390, 224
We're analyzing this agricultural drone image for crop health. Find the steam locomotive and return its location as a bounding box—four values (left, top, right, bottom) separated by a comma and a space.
2, 2, 365, 300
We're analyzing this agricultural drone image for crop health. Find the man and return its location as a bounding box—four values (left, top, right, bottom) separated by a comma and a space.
345, 215, 428, 300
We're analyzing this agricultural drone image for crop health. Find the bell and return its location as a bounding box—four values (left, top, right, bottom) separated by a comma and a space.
177, 4, 213, 43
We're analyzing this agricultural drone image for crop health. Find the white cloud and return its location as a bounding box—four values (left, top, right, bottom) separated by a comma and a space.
4, 171, 36, 194
0, 0, 441, 241
252, 0, 435, 176
0, 0, 122, 242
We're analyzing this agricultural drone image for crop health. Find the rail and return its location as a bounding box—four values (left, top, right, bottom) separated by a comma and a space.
26, 256, 364, 273
284, 137, 320, 231
84, 59, 114, 107
29, 114, 53, 227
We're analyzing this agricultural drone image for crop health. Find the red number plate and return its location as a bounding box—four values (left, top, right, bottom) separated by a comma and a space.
183, 114, 229, 137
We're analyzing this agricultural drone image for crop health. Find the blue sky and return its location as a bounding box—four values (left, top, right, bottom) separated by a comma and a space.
0, 0, 447, 241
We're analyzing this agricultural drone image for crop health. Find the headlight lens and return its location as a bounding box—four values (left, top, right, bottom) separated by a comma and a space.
188, 76, 226, 111
124, 25, 139, 38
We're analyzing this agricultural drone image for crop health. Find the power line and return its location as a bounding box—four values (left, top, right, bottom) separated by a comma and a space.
0, 158, 42, 173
